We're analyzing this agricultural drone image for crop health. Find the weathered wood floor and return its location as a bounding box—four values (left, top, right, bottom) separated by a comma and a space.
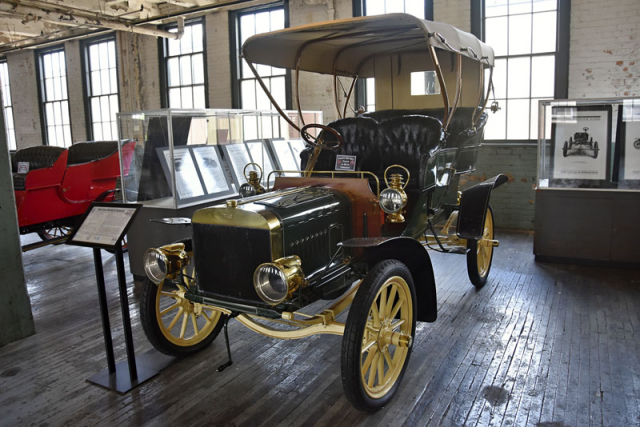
1, 231, 639, 426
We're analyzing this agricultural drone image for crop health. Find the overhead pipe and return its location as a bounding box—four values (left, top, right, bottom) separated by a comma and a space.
0, 1, 182, 40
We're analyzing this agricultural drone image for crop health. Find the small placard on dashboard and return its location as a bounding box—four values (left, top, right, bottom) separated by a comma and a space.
335, 155, 356, 171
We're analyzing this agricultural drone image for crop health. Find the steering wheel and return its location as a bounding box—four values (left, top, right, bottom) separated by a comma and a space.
301, 124, 344, 150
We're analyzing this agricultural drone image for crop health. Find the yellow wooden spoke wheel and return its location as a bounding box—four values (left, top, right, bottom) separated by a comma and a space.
141, 275, 225, 357
466, 205, 495, 288
341, 260, 416, 412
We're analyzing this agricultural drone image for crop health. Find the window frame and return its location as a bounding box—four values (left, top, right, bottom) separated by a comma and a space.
229, 1, 292, 110
159, 17, 209, 109
471, 0, 570, 144
81, 34, 120, 141
0, 58, 16, 151
36, 45, 73, 147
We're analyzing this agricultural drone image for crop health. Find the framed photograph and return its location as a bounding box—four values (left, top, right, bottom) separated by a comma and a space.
550, 105, 612, 184
269, 138, 306, 177
67, 203, 141, 250
192, 145, 232, 195
222, 140, 278, 187
618, 102, 640, 183
162, 147, 205, 199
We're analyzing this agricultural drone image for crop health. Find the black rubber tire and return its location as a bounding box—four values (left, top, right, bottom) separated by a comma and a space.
466, 205, 495, 288
562, 141, 568, 157
593, 141, 599, 159
140, 278, 225, 357
341, 260, 417, 412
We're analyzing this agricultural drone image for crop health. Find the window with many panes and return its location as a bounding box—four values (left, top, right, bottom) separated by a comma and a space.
162, 19, 206, 109
39, 48, 72, 147
482, 0, 560, 140
84, 36, 119, 141
0, 60, 16, 150
361, 0, 429, 112
235, 5, 287, 139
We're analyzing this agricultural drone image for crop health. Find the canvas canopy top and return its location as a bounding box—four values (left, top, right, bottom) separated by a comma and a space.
242, 13, 494, 78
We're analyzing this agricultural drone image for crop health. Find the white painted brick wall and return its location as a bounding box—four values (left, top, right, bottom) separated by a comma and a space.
7, 51, 42, 149
434, 0, 471, 32
206, 12, 233, 108
569, 0, 640, 98
138, 35, 162, 110
64, 40, 88, 142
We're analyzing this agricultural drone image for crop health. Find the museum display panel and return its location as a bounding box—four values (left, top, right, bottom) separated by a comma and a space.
535, 98, 640, 265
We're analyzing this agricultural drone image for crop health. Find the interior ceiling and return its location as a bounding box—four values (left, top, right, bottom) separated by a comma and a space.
0, 0, 227, 51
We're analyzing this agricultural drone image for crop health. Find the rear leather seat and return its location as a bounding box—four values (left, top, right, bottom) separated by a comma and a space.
11, 146, 66, 191
67, 141, 119, 165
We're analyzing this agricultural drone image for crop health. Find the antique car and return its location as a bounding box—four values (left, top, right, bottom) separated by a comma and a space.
140, 14, 505, 411
562, 127, 599, 158
12, 140, 135, 244
634, 137, 640, 149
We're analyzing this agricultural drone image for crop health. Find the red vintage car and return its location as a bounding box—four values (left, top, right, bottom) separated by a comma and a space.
11, 140, 135, 243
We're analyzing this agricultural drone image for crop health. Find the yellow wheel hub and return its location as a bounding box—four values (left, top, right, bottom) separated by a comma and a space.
360, 276, 413, 399
476, 209, 494, 277
155, 281, 222, 347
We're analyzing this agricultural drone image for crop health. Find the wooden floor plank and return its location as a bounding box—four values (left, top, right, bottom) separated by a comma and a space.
1, 232, 639, 426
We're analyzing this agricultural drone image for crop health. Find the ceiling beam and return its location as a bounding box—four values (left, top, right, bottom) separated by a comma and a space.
0, 1, 180, 39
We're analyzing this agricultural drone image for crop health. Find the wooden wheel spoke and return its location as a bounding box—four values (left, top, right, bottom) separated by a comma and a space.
389, 296, 404, 320
179, 313, 188, 339
379, 287, 387, 321
390, 319, 405, 331
385, 286, 397, 318
368, 352, 380, 388
166, 307, 183, 331
160, 291, 176, 298
190, 313, 199, 337
370, 301, 381, 328
362, 347, 377, 375
160, 302, 179, 315
377, 351, 385, 385
383, 347, 394, 372
362, 339, 377, 354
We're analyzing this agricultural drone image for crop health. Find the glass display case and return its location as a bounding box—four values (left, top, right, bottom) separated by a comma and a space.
537, 98, 640, 191
117, 108, 322, 209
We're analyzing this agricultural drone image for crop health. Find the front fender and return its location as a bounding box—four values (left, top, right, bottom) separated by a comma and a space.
340, 237, 437, 322
457, 174, 507, 239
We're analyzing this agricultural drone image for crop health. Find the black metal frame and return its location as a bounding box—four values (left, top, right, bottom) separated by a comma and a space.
352, 0, 435, 111
470, 0, 570, 144
229, 1, 292, 110
35, 44, 73, 146
81, 33, 120, 141
158, 17, 209, 109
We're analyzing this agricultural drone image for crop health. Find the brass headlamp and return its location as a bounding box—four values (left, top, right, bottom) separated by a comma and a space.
253, 256, 307, 305
143, 243, 190, 284
239, 163, 266, 197
380, 164, 410, 223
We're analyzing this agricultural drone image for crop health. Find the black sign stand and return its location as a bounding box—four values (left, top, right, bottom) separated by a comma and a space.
67, 202, 174, 393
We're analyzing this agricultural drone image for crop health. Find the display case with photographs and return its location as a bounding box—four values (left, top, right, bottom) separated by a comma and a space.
537, 98, 640, 191
117, 109, 322, 209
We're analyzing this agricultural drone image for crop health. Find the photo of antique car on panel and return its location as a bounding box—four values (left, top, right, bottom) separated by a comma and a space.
562, 126, 600, 158
139, 14, 505, 411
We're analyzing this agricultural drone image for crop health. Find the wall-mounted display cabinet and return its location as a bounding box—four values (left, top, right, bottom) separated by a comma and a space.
535, 98, 640, 266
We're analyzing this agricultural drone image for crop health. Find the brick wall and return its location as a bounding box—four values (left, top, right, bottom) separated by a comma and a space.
569, 0, 640, 98
206, 12, 233, 109
7, 51, 42, 148
64, 40, 88, 142
434, 0, 470, 32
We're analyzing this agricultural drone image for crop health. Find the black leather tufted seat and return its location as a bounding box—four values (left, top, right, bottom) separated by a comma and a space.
11, 146, 66, 191
300, 114, 444, 190
378, 115, 443, 189
67, 141, 119, 165
362, 107, 487, 148
300, 117, 380, 172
